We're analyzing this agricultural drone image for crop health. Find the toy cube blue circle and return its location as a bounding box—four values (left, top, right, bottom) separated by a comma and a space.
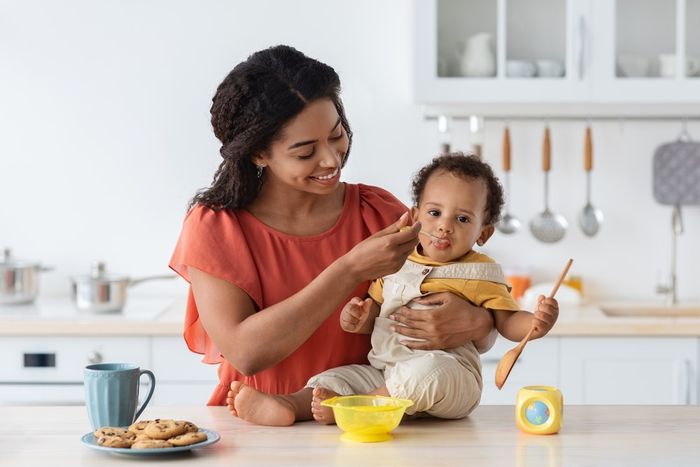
525, 400, 549, 425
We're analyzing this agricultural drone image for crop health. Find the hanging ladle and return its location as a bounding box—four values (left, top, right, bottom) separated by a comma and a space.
529, 126, 568, 243
496, 126, 521, 234
578, 125, 604, 236
494, 258, 573, 390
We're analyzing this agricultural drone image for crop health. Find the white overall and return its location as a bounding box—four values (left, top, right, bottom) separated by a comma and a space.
308, 259, 508, 419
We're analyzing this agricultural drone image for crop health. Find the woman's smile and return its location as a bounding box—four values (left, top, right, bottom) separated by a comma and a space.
309, 168, 340, 185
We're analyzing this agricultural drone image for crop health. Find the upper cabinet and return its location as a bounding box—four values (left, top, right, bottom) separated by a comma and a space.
413, 0, 700, 115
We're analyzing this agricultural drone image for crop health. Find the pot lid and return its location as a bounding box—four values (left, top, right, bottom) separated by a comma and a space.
72, 261, 129, 283
0, 248, 41, 268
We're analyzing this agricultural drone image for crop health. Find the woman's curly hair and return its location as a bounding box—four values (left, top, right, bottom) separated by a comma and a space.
189, 45, 353, 210
410, 152, 504, 225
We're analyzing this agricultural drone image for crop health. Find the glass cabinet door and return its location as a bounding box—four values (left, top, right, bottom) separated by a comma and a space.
686, 0, 700, 78
615, 0, 676, 79
505, 0, 567, 80
435, 0, 570, 80
436, 0, 497, 77
593, 0, 700, 103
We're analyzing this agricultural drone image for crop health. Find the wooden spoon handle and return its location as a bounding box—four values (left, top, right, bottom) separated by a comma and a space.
503, 126, 511, 172
584, 126, 593, 172
543, 127, 551, 173
549, 258, 574, 298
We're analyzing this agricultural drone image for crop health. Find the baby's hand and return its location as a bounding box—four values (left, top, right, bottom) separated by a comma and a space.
340, 297, 374, 333
532, 295, 559, 338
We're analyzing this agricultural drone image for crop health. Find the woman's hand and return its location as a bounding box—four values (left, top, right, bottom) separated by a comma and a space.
341, 212, 420, 282
389, 292, 496, 351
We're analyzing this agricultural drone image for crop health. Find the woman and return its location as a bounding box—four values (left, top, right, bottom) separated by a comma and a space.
169, 45, 497, 409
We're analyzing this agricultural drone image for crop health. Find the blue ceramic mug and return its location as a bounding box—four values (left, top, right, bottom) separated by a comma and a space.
84, 363, 156, 430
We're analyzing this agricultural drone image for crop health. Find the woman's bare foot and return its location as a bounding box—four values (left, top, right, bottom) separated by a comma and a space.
226, 381, 296, 426
311, 387, 339, 425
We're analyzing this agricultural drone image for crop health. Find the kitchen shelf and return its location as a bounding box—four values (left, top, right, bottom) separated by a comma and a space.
414, 0, 700, 117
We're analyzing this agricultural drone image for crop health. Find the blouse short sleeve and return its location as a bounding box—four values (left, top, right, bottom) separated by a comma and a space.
169, 205, 262, 364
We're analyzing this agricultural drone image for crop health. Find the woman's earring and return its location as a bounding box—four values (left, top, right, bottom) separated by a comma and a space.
477, 240, 484, 246
256, 165, 264, 178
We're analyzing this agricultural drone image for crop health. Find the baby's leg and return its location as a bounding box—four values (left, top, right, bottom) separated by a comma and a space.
226, 381, 313, 426
306, 364, 386, 425
385, 354, 481, 419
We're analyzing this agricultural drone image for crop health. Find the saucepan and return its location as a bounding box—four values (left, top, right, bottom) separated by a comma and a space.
71, 261, 176, 313
0, 248, 53, 305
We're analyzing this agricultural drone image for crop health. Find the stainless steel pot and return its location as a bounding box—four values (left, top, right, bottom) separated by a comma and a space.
71, 261, 176, 313
0, 248, 52, 305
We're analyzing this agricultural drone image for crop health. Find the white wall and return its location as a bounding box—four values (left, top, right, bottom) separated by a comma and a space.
1, 0, 698, 304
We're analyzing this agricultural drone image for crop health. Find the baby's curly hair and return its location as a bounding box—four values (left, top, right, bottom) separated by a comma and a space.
411, 152, 504, 225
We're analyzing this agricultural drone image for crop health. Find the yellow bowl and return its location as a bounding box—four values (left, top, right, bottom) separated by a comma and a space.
321, 395, 413, 443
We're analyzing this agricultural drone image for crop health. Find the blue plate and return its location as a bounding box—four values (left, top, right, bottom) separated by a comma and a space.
81, 428, 220, 456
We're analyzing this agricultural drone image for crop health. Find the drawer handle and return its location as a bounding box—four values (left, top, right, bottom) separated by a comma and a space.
87, 351, 103, 364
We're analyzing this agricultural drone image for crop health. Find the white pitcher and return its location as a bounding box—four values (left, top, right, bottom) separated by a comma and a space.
460, 32, 496, 77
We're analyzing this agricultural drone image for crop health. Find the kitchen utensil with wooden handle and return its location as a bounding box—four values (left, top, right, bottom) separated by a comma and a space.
494, 258, 574, 390
529, 127, 568, 243
578, 125, 604, 236
496, 126, 521, 234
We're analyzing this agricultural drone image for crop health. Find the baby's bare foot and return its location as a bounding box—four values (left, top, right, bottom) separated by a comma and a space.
228, 381, 295, 426
311, 387, 339, 425
227, 381, 243, 417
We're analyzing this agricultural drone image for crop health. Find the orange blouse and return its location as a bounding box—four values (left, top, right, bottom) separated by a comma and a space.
169, 183, 407, 405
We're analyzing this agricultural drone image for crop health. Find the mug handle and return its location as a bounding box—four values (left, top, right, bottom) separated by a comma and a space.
134, 369, 156, 421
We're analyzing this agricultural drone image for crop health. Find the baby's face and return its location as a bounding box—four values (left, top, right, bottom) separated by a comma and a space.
414, 171, 492, 263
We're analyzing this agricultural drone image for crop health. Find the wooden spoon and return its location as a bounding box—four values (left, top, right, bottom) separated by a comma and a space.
494, 258, 574, 390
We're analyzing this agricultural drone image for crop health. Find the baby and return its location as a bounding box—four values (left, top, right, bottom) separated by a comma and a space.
226, 152, 559, 425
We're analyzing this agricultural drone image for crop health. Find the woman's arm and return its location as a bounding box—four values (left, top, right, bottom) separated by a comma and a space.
386, 292, 497, 354
190, 214, 419, 376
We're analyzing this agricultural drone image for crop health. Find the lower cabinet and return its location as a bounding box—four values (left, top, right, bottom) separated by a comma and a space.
0, 335, 219, 407
480, 336, 559, 405
150, 336, 218, 406
559, 337, 698, 405
2, 335, 698, 406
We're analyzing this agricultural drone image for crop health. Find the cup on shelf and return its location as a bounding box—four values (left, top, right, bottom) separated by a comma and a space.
535, 59, 565, 78
658, 54, 700, 77
506, 60, 536, 78
616, 54, 650, 77
84, 363, 156, 430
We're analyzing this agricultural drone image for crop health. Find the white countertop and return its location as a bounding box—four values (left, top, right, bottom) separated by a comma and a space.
3, 299, 700, 336
3, 405, 699, 466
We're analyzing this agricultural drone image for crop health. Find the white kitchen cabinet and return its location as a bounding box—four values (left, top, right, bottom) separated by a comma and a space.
150, 336, 218, 406
480, 336, 559, 405
414, 0, 700, 114
559, 337, 698, 404
0, 335, 218, 406
0, 336, 151, 406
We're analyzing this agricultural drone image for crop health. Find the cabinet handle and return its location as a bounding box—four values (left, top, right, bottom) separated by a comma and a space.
87, 351, 103, 364
577, 15, 587, 80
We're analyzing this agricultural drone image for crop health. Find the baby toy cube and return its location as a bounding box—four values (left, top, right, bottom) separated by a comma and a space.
515, 385, 563, 435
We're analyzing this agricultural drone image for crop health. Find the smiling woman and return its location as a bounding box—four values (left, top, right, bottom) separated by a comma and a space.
168, 45, 497, 416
